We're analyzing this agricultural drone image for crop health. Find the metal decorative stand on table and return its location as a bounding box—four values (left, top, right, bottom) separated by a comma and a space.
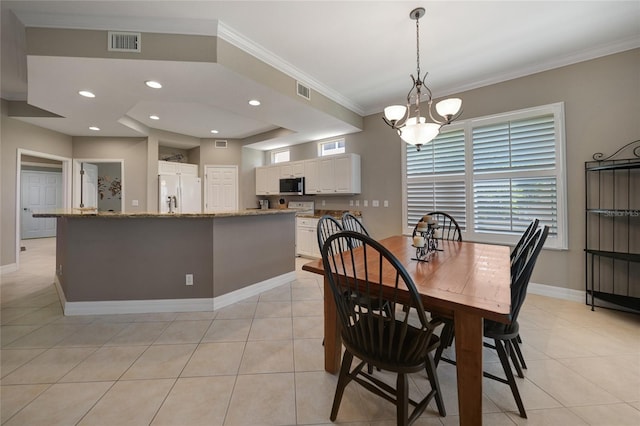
412, 215, 443, 262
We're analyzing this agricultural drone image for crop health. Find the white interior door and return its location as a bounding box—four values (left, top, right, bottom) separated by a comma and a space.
205, 165, 238, 212
21, 170, 62, 239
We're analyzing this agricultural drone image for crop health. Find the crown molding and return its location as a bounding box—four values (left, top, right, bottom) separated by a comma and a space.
216, 21, 365, 117
364, 37, 640, 117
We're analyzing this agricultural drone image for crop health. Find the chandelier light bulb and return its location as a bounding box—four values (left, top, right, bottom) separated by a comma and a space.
435, 98, 462, 119
384, 105, 407, 122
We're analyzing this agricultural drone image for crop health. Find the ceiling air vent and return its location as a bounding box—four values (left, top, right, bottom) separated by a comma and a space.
215, 140, 228, 149
296, 81, 310, 100
108, 31, 141, 52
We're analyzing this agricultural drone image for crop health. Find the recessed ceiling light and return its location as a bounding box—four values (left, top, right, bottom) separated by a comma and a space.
89, 126, 100, 131
145, 80, 162, 89
79, 90, 95, 98
210, 130, 219, 134
149, 115, 160, 120
248, 99, 261, 106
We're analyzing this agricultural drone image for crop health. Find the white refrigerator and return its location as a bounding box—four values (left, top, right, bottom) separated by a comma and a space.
158, 175, 202, 213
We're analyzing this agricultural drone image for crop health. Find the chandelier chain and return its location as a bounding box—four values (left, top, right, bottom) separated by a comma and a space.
415, 14, 421, 79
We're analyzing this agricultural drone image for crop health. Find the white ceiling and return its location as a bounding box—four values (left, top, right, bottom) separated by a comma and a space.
1, 1, 639, 150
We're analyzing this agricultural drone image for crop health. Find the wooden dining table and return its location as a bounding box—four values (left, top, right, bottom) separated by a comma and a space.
302, 235, 511, 426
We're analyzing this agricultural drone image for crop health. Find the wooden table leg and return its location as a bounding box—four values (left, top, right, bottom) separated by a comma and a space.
323, 276, 341, 374
454, 310, 483, 426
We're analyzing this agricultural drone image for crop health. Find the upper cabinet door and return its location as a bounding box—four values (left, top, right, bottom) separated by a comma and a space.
292, 161, 305, 177
280, 161, 305, 178
304, 160, 319, 194
255, 167, 268, 195
334, 154, 360, 193
266, 166, 280, 194
255, 165, 280, 195
318, 157, 336, 193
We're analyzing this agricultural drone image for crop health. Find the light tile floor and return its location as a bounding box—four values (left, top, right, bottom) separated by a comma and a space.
1, 238, 639, 425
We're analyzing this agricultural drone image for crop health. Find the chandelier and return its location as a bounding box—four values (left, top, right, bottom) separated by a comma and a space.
382, 7, 462, 151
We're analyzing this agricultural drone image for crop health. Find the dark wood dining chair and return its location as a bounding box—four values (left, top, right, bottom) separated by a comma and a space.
341, 212, 369, 237
322, 231, 446, 425
507, 218, 540, 371
511, 219, 539, 267
316, 215, 343, 253
413, 211, 462, 241
329, 214, 391, 368
437, 226, 549, 419
415, 211, 462, 361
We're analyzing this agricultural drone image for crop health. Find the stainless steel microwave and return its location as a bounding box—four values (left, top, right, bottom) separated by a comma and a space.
279, 177, 304, 195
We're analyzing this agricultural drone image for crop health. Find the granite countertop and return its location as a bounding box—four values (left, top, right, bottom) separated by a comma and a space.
32, 209, 297, 218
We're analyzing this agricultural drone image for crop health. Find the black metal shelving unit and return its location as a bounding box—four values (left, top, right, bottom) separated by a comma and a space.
585, 140, 640, 312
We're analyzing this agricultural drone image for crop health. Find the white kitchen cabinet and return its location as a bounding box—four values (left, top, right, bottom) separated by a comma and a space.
158, 161, 198, 176
304, 159, 319, 194
334, 154, 360, 193
318, 157, 336, 193
314, 153, 361, 195
280, 161, 305, 178
296, 217, 320, 258
255, 165, 280, 195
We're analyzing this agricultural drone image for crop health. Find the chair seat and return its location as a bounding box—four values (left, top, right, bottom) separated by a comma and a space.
484, 319, 520, 340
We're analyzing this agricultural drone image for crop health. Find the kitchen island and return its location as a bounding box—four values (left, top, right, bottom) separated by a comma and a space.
34, 209, 296, 315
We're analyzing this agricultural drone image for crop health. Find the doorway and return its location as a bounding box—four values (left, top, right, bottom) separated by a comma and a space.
72, 159, 124, 212
15, 149, 72, 269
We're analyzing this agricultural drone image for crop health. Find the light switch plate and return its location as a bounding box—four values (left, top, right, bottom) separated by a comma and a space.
363, 200, 368, 207
132, 200, 139, 207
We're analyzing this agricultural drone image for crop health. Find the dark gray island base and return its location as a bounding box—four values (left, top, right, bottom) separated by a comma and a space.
37, 210, 296, 315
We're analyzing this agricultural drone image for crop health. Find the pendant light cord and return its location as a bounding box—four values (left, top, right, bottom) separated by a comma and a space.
415, 13, 421, 80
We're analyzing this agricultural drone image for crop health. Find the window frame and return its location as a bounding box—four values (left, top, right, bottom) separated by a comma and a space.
402, 102, 568, 250
318, 138, 346, 157
271, 149, 290, 164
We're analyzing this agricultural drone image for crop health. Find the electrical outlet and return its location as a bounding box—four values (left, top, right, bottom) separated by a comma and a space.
132, 199, 139, 207
384, 200, 389, 207
58, 265, 63, 276
322, 199, 326, 206
355, 200, 360, 207
349, 200, 354, 207
372, 200, 379, 207
185, 274, 193, 286
363, 200, 368, 207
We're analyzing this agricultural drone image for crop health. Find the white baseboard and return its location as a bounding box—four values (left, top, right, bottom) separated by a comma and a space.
0, 263, 18, 274
527, 282, 584, 303
57, 271, 296, 316
213, 271, 296, 310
